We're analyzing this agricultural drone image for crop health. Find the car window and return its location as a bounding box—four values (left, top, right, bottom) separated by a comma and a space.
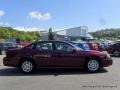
0, 43, 3, 47
27, 44, 34, 49
55, 42, 74, 52
75, 43, 90, 50
5, 43, 13, 47
35, 42, 52, 51
83, 44, 90, 50
115, 43, 120, 46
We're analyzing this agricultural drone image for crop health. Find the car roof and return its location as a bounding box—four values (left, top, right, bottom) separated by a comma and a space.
0, 42, 13, 44
36, 40, 70, 43
35, 40, 75, 47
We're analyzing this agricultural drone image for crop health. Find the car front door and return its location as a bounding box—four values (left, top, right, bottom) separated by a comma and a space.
32, 42, 55, 67
53, 42, 83, 67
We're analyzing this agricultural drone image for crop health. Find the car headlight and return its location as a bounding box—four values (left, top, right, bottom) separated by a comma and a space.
102, 51, 110, 58
107, 53, 110, 58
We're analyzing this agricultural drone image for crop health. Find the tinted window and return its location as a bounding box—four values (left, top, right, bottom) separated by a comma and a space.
82, 44, 90, 50
5, 43, 14, 47
0, 43, 3, 47
35, 42, 52, 51
27, 44, 34, 49
114, 43, 120, 46
55, 42, 73, 52
75, 43, 90, 50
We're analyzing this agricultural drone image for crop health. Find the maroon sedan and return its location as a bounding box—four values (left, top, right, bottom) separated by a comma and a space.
3, 41, 113, 74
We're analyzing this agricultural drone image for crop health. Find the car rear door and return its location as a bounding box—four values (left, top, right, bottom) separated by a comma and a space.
32, 41, 55, 67
52, 42, 83, 67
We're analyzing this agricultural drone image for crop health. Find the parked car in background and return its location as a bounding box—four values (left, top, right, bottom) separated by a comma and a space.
17, 41, 32, 48
69, 41, 99, 51
107, 42, 120, 57
3, 40, 113, 74
87, 43, 99, 51
0, 42, 17, 55
96, 43, 106, 51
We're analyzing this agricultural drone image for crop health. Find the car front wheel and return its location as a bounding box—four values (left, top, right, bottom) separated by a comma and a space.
20, 60, 35, 74
85, 58, 100, 72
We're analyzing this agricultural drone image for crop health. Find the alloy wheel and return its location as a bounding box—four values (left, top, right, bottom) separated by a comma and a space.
87, 59, 100, 72
113, 50, 120, 57
21, 61, 33, 73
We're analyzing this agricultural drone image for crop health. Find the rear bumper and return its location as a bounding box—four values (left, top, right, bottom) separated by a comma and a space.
102, 58, 113, 67
3, 57, 20, 67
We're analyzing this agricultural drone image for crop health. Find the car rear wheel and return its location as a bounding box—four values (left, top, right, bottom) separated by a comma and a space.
1, 50, 6, 55
113, 50, 120, 57
85, 58, 100, 72
20, 60, 35, 74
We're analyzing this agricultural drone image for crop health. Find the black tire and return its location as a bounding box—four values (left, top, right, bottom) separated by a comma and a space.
1, 50, 6, 55
20, 60, 35, 74
113, 50, 120, 57
85, 58, 101, 72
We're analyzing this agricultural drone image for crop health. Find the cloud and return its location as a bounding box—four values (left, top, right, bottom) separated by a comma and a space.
28, 11, 51, 20
0, 10, 5, 17
13, 26, 44, 31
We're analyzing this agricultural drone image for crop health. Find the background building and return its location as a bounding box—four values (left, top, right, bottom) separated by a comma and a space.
41, 26, 93, 41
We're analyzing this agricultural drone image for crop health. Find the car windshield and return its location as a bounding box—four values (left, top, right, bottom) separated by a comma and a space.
71, 44, 83, 50
66, 41, 83, 50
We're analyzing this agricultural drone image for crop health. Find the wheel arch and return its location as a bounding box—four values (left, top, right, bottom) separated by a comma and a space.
84, 56, 102, 67
17, 57, 36, 67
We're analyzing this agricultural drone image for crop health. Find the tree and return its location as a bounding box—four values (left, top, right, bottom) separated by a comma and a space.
0, 26, 41, 41
48, 28, 54, 40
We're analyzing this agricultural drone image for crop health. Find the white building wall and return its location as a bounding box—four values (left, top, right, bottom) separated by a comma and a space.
56, 30, 66, 36
41, 26, 89, 41
66, 27, 82, 37
56, 26, 88, 37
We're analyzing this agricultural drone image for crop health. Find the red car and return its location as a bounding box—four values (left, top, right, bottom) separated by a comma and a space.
88, 43, 99, 51
3, 41, 113, 74
107, 42, 120, 57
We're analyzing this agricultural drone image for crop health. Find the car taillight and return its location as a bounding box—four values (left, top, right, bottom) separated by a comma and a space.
6, 50, 13, 57
6, 50, 18, 57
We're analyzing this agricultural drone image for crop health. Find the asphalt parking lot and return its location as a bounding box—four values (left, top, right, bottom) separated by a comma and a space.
0, 55, 119, 90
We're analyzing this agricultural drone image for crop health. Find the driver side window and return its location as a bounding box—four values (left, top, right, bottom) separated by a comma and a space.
55, 42, 74, 52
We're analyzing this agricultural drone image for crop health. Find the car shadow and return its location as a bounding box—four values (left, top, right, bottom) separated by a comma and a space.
0, 67, 108, 76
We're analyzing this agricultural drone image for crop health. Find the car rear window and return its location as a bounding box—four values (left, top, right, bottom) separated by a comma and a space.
4, 43, 16, 47
35, 42, 53, 51
0, 43, 3, 47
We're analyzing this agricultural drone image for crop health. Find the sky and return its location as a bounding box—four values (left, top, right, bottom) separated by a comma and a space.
0, 0, 120, 32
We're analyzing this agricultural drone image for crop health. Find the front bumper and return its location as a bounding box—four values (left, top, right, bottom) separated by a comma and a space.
3, 57, 20, 67
102, 58, 113, 67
